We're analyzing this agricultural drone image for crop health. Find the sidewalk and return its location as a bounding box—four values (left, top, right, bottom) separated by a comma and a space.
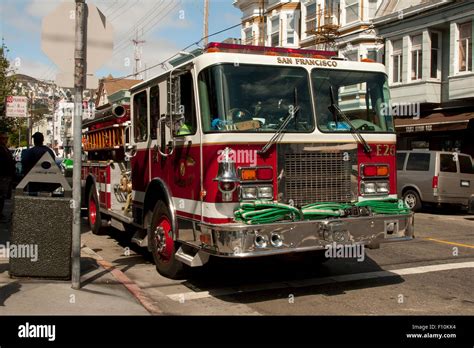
0, 198, 150, 315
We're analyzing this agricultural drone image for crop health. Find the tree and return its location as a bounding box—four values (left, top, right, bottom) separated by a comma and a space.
0, 42, 16, 134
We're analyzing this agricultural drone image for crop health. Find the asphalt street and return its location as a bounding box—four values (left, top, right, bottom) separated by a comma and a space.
81, 209, 474, 315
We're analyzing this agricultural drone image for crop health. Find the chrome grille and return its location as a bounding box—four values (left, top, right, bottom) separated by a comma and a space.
284, 152, 352, 206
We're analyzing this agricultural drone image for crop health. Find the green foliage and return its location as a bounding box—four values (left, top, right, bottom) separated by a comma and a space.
7, 122, 28, 147
0, 44, 17, 134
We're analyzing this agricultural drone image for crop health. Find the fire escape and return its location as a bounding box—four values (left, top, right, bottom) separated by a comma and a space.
306, 1, 341, 50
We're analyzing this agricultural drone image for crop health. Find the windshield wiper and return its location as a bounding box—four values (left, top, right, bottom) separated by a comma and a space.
328, 86, 372, 154
258, 105, 300, 154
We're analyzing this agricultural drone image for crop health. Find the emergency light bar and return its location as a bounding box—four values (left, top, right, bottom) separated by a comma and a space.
205, 42, 337, 59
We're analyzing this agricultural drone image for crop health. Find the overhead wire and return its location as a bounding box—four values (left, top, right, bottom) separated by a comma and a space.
105, 21, 242, 83
110, 0, 166, 53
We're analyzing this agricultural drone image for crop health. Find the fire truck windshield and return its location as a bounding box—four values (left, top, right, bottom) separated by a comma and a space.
198, 64, 314, 133
311, 69, 394, 133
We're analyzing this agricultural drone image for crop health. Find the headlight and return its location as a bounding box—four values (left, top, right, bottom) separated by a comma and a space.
361, 181, 389, 195
241, 186, 257, 200
361, 182, 376, 194
240, 185, 273, 200
376, 182, 389, 194
257, 186, 273, 199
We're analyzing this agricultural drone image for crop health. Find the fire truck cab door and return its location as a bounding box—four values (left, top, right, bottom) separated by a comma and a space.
130, 89, 151, 198
149, 69, 201, 222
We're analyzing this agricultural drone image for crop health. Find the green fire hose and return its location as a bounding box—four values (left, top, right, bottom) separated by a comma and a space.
234, 201, 304, 225
234, 199, 411, 225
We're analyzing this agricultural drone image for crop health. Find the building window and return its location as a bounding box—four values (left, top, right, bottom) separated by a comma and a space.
271, 16, 280, 46
392, 39, 403, 83
287, 14, 295, 45
458, 21, 472, 72
244, 28, 253, 45
411, 34, 422, 80
367, 48, 377, 62
368, 0, 377, 19
345, 0, 359, 24
430, 32, 441, 79
306, 2, 317, 34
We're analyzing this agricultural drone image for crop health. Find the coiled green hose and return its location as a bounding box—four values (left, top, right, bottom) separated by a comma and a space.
234, 199, 410, 225
234, 201, 303, 225
355, 199, 411, 215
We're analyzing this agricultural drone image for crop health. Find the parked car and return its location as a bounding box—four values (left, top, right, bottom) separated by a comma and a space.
397, 150, 474, 212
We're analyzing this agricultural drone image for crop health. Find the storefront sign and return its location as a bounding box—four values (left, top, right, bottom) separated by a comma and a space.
405, 125, 432, 132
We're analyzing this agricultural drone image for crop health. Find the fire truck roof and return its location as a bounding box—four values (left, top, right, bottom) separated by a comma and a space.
130, 42, 386, 93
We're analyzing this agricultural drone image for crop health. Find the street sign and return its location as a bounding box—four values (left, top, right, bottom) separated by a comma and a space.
5, 96, 28, 118
41, 2, 114, 89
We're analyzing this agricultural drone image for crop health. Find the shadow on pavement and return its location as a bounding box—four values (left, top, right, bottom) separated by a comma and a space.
86, 225, 406, 304
181, 252, 404, 303
0, 281, 21, 306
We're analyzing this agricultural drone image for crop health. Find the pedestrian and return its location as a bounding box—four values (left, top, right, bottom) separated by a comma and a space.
0, 131, 15, 222
21, 132, 56, 176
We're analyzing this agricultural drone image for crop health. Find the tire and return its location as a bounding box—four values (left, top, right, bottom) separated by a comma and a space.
149, 201, 186, 279
403, 189, 422, 212
88, 187, 107, 235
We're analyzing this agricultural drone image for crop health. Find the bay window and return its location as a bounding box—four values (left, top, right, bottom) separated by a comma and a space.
287, 14, 295, 45
345, 0, 359, 24
411, 34, 422, 80
271, 16, 280, 46
430, 32, 441, 79
392, 39, 403, 83
458, 22, 472, 72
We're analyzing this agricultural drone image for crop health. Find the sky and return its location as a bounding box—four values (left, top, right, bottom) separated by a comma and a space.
0, 0, 242, 84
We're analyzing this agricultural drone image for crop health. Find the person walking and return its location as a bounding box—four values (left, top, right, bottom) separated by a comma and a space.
21, 132, 56, 175
0, 131, 15, 222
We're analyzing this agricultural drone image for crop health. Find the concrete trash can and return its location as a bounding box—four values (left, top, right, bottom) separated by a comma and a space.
9, 152, 73, 279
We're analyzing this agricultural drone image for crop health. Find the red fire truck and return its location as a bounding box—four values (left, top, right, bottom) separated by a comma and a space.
82, 42, 414, 278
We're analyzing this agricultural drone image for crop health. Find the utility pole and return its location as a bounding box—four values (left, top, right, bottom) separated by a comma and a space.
72, 0, 87, 290
27, 93, 32, 147
259, 0, 265, 46
132, 29, 145, 79
203, 0, 209, 46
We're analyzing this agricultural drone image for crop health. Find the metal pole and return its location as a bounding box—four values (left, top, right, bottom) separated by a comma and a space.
72, 0, 86, 290
27, 96, 32, 147
203, 0, 209, 46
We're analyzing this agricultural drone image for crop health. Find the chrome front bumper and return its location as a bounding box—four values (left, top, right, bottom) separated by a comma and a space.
198, 213, 414, 257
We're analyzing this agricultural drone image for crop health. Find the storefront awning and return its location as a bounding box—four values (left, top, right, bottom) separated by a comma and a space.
394, 112, 474, 133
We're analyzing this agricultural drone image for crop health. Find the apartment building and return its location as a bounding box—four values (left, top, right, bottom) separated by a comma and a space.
374, 0, 474, 156
233, 0, 384, 60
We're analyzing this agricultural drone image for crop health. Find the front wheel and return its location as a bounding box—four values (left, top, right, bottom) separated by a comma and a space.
403, 190, 422, 212
88, 187, 107, 235
149, 201, 187, 279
